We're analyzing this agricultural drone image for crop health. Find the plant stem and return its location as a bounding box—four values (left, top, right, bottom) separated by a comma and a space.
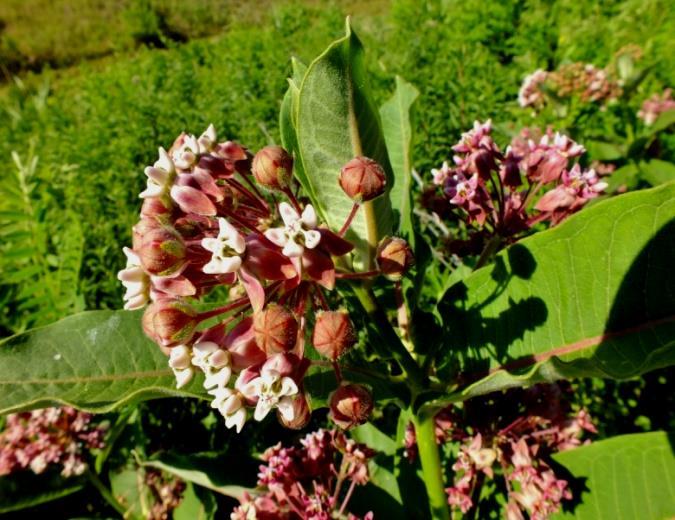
350, 283, 425, 392
86, 468, 126, 517
474, 235, 502, 270
413, 412, 450, 520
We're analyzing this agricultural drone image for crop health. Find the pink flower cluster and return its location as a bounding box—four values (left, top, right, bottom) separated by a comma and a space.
637, 88, 675, 125
120, 126, 401, 434
0, 407, 106, 477
404, 384, 596, 519
429, 122, 608, 238
231, 429, 375, 519
518, 63, 621, 109
145, 468, 187, 520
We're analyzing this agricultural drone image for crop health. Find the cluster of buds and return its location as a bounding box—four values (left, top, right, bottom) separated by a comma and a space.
518, 63, 621, 110
120, 126, 413, 433
0, 406, 106, 477
426, 121, 608, 251
403, 383, 596, 519
637, 88, 675, 125
231, 429, 375, 519
144, 468, 187, 520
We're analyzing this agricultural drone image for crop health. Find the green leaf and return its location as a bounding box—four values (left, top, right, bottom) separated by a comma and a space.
379, 76, 419, 242
351, 422, 398, 456
0, 471, 85, 513
110, 467, 150, 520
0, 310, 206, 415
647, 109, 675, 135
434, 183, 675, 404
585, 140, 625, 161
639, 159, 675, 187
552, 432, 675, 519
296, 18, 394, 267
173, 483, 217, 520
605, 163, 639, 193
141, 452, 255, 500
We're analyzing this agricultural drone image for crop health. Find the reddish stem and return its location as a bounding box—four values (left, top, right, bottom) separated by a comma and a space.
197, 296, 250, 321
335, 270, 380, 280
338, 202, 360, 237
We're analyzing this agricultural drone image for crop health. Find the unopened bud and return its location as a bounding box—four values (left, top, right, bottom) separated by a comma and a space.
376, 237, 414, 280
253, 304, 298, 354
277, 393, 311, 430
142, 299, 198, 347
339, 156, 386, 202
138, 227, 186, 276
252, 146, 293, 190
329, 383, 373, 429
312, 310, 356, 361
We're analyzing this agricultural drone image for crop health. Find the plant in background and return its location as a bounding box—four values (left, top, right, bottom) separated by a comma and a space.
0, 17, 674, 520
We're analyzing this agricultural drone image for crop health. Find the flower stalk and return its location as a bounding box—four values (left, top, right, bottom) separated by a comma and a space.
413, 411, 450, 520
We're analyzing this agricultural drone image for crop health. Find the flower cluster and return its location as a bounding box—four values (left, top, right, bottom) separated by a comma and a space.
0, 407, 106, 477
120, 126, 408, 433
427, 121, 608, 248
144, 468, 187, 520
231, 429, 375, 519
637, 88, 675, 125
518, 63, 621, 110
403, 384, 596, 519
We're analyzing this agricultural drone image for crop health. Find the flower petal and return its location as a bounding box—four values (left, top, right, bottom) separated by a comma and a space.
303, 229, 321, 249
282, 240, 304, 258
279, 202, 300, 226
253, 399, 274, 422
301, 205, 317, 228
170, 185, 217, 216
279, 376, 299, 397
264, 228, 287, 247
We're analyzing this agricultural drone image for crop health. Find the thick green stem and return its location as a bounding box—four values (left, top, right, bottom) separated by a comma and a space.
413, 412, 450, 520
86, 468, 126, 517
351, 283, 425, 391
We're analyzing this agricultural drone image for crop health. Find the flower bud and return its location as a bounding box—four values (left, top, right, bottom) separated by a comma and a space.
252, 146, 293, 190
138, 227, 186, 277
312, 310, 356, 360
376, 237, 414, 280
339, 156, 386, 202
253, 304, 298, 354
277, 393, 311, 430
142, 299, 198, 347
329, 383, 373, 429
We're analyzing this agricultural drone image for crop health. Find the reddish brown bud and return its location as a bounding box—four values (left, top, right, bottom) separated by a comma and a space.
376, 237, 414, 280
252, 145, 293, 190
138, 227, 186, 276
253, 304, 298, 354
277, 393, 311, 430
312, 310, 356, 361
142, 299, 198, 347
339, 156, 386, 202
329, 383, 373, 429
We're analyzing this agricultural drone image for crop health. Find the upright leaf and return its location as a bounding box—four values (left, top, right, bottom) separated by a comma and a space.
379, 76, 419, 242
433, 183, 675, 404
0, 310, 206, 415
297, 18, 394, 266
552, 432, 675, 519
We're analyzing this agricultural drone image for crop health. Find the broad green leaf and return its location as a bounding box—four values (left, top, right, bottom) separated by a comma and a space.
0, 310, 206, 415
647, 109, 675, 135
142, 452, 255, 500
585, 140, 625, 161
434, 183, 675, 404
173, 483, 217, 520
379, 76, 419, 242
352, 422, 398, 456
0, 471, 85, 513
297, 18, 394, 267
605, 163, 639, 193
552, 432, 675, 519
110, 467, 151, 520
639, 159, 675, 187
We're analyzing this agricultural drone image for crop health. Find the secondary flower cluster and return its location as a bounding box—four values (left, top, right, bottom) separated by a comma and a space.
637, 88, 675, 125
120, 126, 408, 433
231, 429, 375, 519
0, 406, 106, 477
144, 468, 187, 520
519, 63, 621, 110
404, 384, 596, 520
427, 121, 608, 247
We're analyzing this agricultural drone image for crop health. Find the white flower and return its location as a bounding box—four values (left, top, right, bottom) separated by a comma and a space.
264, 202, 321, 258
431, 161, 452, 186
209, 386, 247, 432
198, 124, 217, 151
172, 134, 201, 170
240, 369, 299, 422
201, 218, 246, 274
192, 341, 232, 390
140, 147, 176, 198
117, 247, 150, 310
168, 345, 194, 389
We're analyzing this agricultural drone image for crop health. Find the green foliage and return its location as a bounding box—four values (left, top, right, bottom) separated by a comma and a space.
552, 432, 675, 519
434, 183, 675, 404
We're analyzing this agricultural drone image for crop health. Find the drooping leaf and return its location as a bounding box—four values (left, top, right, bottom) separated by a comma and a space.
141, 452, 255, 500
552, 432, 675, 519
0, 310, 206, 415
433, 183, 675, 404
296, 18, 394, 267
379, 76, 419, 242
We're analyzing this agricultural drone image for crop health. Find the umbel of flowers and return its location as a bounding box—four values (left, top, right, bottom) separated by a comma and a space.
427, 121, 608, 248
119, 126, 409, 433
